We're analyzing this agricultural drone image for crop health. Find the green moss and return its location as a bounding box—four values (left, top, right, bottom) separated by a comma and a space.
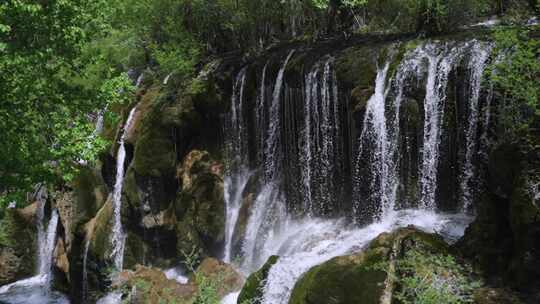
123, 232, 145, 270
132, 124, 176, 177
0, 208, 36, 284
238, 255, 279, 304
289, 252, 388, 304
72, 165, 108, 224
90, 200, 114, 261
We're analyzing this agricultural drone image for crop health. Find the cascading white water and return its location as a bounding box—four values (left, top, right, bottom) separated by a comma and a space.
299, 62, 319, 214
240, 183, 288, 271
257, 210, 471, 304
299, 57, 341, 215
353, 63, 391, 219
222, 41, 490, 304
223, 66, 253, 263
460, 42, 492, 211
256, 63, 269, 165
419, 44, 464, 210
35, 186, 59, 284
238, 51, 295, 271
40, 210, 59, 278
223, 171, 252, 263
110, 105, 138, 270
264, 50, 295, 182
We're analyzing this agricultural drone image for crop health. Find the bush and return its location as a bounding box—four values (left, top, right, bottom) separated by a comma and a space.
394, 250, 481, 304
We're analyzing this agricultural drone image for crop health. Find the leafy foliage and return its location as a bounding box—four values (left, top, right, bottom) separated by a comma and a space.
394, 250, 481, 304
0, 0, 134, 204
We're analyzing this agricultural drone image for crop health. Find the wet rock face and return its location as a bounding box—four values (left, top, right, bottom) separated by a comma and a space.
0, 207, 37, 285
458, 142, 540, 297
288, 227, 451, 304
175, 150, 226, 258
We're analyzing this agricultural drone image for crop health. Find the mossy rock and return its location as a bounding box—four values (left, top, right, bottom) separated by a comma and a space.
487, 143, 522, 199
289, 227, 451, 304
176, 219, 206, 259
175, 150, 226, 256
238, 255, 279, 304
0, 207, 36, 285
132, 122, 176, 177
123, 232, 146, 270
507, 175, 540, 288
88, 198, 114, 262
72, 165, 108, 223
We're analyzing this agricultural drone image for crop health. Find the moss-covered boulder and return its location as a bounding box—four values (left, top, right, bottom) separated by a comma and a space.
289, 227, 452, 304
72, 165, 109, 224
0, 206, 37, 285
175, 150, 226, 257
238, 255, 279, 304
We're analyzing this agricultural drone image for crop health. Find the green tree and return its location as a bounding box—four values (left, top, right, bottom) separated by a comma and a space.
0, 0, 133, 206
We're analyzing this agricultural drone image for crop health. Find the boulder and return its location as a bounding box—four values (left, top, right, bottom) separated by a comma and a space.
289, 227, 460, 304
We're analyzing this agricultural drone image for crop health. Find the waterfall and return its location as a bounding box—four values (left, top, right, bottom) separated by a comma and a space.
299, 62, 319, 215
299, 58, 341, 215
236, 51, 295, 270
81, 238, 91, 300
229, 67, 249, 168
353, 63, 391, 219
264, 50, 295, 182
256, 63, 269, 166
460, 43, 492, 211
110, 105, 138, 270
419, 44, 464, 210
35, 187, 59, 285
220, 40, 489, 304
223, 66, 253, 263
